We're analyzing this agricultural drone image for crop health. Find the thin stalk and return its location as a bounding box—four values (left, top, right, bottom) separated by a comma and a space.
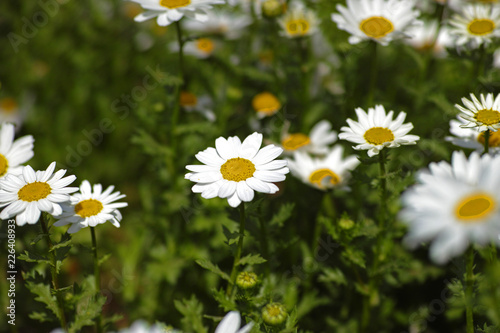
258, 214, 270, 278
90, 227, 103, 333
226, 203, 247, 296
367, 41, 378, 107
40, 215, 67, 331
483, 129, 490, 155
378, 149, 388, 229
170, 20, 185, 168
465, 247, 475, 333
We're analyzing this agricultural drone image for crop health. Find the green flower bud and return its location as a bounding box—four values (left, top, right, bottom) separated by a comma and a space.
262, 0, 284, 18
236, 271, 258, 289
262, 302, 287, 325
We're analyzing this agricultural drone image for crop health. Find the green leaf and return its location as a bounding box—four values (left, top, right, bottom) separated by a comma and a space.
26, 282, 60, 320
196, 259, 230, 281
18, 251, 51, 265
237, 253, 267, 266
98, 253, 111, 267
29, 311, 52, 323
212, 288, 236, 311
341, 248, 366, 269
318, 267, 347, 286
50, 239, 72, 252
174, 295, 208, 333
269, 203, 295, 228
69, 294, 106, 333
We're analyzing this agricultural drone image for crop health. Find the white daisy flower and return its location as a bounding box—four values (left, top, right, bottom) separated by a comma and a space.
180, 91, 216, 121
448, 4, 500, 48
215, 311, 253, 333
116, 320, 177, 333
446, 115, 500, 153
0, 162, 77, 226
0, 98, 26, 128
54, 180, 127, 234
182, 38, 217, 58
185, 132, 289, 208
338, 105, 420, 157
0, 122, 34, 179
281, 120, 337, 155
455, 93, 500, 132
287, 145, 360, 191
494, 47, 500, 68
331, 0, 422, 46
182, 11, 252, 39
277, 5, 319, 38
130, 0, 225, 26
400, 151, 500, 264
252, 92, 281, 118
404, 19, 453, 57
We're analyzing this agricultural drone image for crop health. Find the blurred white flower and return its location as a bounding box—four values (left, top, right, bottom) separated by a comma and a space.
215, 311, 253, 333
183, 11, 252, 39
281, 120, 337, 155
448, 4, 500, 48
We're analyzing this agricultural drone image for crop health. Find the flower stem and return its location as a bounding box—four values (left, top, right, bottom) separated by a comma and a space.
483, 129, 490, 155
367, 41, 378, 107
226, 203, 246, 296
90, 227, 103, 333
465, 247, 475, 333
170, 20, 185, 172
378, 149, 388, 228
40, 214, 67, 331
258, 212, 270, 278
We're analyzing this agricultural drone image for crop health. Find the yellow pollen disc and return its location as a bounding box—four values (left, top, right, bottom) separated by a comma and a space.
0, 98, 17, 113
286, 19, 310, 36
74, 199, 104, 218
359, 16, 394, 39
18, 182, 51, 202
282, 133, 311, 150
475, 109, 500, 126
180, 91, 197, 107
159, 0, 190, 9
309, 169, 340, 188
0, 154, 8, 177
467, 19, 495, 36
220, 158, 256, 182
196, 38, 215, 54
364, 127, 395, 145
252, 92, 281, 115
477, 130, 500, 147
455, 193, 495, 222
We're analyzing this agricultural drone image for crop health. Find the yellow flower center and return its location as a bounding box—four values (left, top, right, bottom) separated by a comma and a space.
180, 91, 197, 107
309, 169, 340, 188
74, 199, 104, 218
359, 16, 394, 39
196, 38, 215, 54
0, 154, 9, 177
467, 19, 495, 36
159, 0, 190, 9
252, 92, 281, 115
18, 182, 51, 202
455, 193, 496, 222
220, 158, 256, 182
477, 130, 500, 147
286, 19, 310, 36
364, 127, 395, 145
0, 98, 17, 113
475, 109, 500, 126
282, 133, 311, 150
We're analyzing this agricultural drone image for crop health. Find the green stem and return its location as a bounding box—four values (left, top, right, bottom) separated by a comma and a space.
226, 203, 246, 296
367, 41, 378, 107
483, 129, 490, 155
40, 215, 67, 331
90, 227, 103, 333
258, 213, 270, 278
170, 20, 185, 170
465, 247, 475, 333
378, 149, 388, 229
474, 44, 487, 83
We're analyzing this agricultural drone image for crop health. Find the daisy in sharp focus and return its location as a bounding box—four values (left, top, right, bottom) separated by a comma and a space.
338, 105, 420, 157
446, 115, 500, 153
277, 5, 319, 38
287, 145, 360, 191
0, 162, 77, 226
185, 132, 289, 208
0, 122, 34, 179
130, 0, 225, 26
215, 311, 253, 333
400, 151, 500, 264
331, 0, 422, 46
281, 120, 338, 155
448, 4, 500, 48
455, 93, 500, 132
54, 180, 128, 234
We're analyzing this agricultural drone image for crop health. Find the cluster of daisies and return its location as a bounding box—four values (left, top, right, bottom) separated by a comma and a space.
0, 122, 127, 233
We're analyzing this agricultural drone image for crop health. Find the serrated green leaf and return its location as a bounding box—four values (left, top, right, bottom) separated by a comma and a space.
212, 288, 236, 311
174, 295, 208, 333
29, 311, 52, 323
26, 282, 61, 320
69, 294, 106, 333
318, 267, 347, 286
18, 251, 51, 265
50, 238, 72, 252
269, 203, 295, 228
341, 248, 366, 269
30, 234, 45, 246
196, 259, 230, 281
237, 253, 267, 266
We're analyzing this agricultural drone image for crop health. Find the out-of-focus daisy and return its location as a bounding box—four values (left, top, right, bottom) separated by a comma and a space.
185, 132, 289, 208
339, 105, 420, 157
130, 0, 225, 26
54, 180, 127, 234
277, 5, 319, 38
494, 47, 500, 68
448, 4, 500, 48
331, 0, 422, 46
180, 91, 216, 121
405, 20, 453, 57
400, 151, 500, 264
281, 120, 337, 155
287, 146, 360, 190
183, 38, 217, 58
115, 320, 179, 333
215, 311, 253, 333
455, 93, 500, 132
0, 98, 24, 127
446, 115, 500, 153
0, 162, 77, 226
0, 122, 34, 179
183, 11, 252, 39
252, 92, 281, 118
